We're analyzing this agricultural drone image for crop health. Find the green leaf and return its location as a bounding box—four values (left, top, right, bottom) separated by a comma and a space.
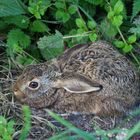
68, 5, 77, 15
112, 15, 123, 27
7, 29, 31, 55
89, 33, 97, 41
37, 30, 64, 60
128, 35, 137, 44
3, 15, 29, 29
122, 44, 133, 53
107, 11, 115, 19
28, 0, 51, 19
132, 0, 140, 20
55, 10, 70, 22
55, 2, 65, 9
76, 18, 85, 28
113, 40, 124, 48
114, 0, 123, 14
100, 19, 118, 40
31, 20, 49, 32
129, 26, 140, 37
62, 13, 70, 22
87, 20, 96, 29
0, 0, 26, 17
55, 10, 64, 19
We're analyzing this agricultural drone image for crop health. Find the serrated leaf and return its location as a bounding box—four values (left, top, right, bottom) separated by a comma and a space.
132, 0, 140, 20
37, 31, 64, 60
128, 35, 137, 44
68, 5, 77, 15
129, 26, 140, 37
3, 15, 29, 29
122, 44, 133, 53
28, 0, 51, 19
0, 0, 26, 17
7, 29, 31, 55
31, 20, 49, 32
114, 0, 123, 14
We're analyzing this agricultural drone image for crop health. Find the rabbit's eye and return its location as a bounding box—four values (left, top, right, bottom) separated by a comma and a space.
29, 81, 39, 89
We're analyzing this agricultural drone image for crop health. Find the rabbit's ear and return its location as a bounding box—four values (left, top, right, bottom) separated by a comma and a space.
54, 73, 103, 93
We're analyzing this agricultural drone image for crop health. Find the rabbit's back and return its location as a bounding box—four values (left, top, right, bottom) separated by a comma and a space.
58, 41, 139, 98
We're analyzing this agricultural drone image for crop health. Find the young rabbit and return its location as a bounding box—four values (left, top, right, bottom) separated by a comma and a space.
13, 41, 140, 116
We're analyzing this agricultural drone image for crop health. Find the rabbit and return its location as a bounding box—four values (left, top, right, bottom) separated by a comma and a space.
13, 41, 140, 116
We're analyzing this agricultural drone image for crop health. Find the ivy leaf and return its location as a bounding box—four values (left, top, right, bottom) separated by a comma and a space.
31, 20, 49, 32
122, 44, 133, 53
0, 0, 26, 17
114, 0, 123, 14
37, 31, 64, 60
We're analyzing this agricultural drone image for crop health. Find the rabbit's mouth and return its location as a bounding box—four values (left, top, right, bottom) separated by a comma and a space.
14, 89, 58, 108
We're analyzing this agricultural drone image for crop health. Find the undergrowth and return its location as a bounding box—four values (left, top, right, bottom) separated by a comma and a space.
0, 0, 140, 67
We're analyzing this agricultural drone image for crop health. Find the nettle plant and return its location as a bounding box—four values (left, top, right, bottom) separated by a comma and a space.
0, 0, 140, 67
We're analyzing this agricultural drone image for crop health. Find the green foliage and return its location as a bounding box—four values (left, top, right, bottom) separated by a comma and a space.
3, 15, 29, 29
0, 106, 31, 140
31, 20, 49, 32
0, 116, 15, 140
129, 16, 140, 37
28, 0, 51, 19
7, 29, 31, 55
55, 0, 77, 23
19, 106, 31, 140
107, 0, 124, 27
37, 31, 64, 59
132, 0, 140, 20
0, 0, 140, 66
0, 0, 26, 17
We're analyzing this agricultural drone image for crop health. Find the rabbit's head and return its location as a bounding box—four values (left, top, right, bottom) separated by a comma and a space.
13, 62, 103, 108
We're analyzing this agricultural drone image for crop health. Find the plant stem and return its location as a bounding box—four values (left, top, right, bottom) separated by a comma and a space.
63, 31, 92, 39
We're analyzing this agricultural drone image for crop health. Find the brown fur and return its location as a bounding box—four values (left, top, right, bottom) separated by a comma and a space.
13, 41, 140, 116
